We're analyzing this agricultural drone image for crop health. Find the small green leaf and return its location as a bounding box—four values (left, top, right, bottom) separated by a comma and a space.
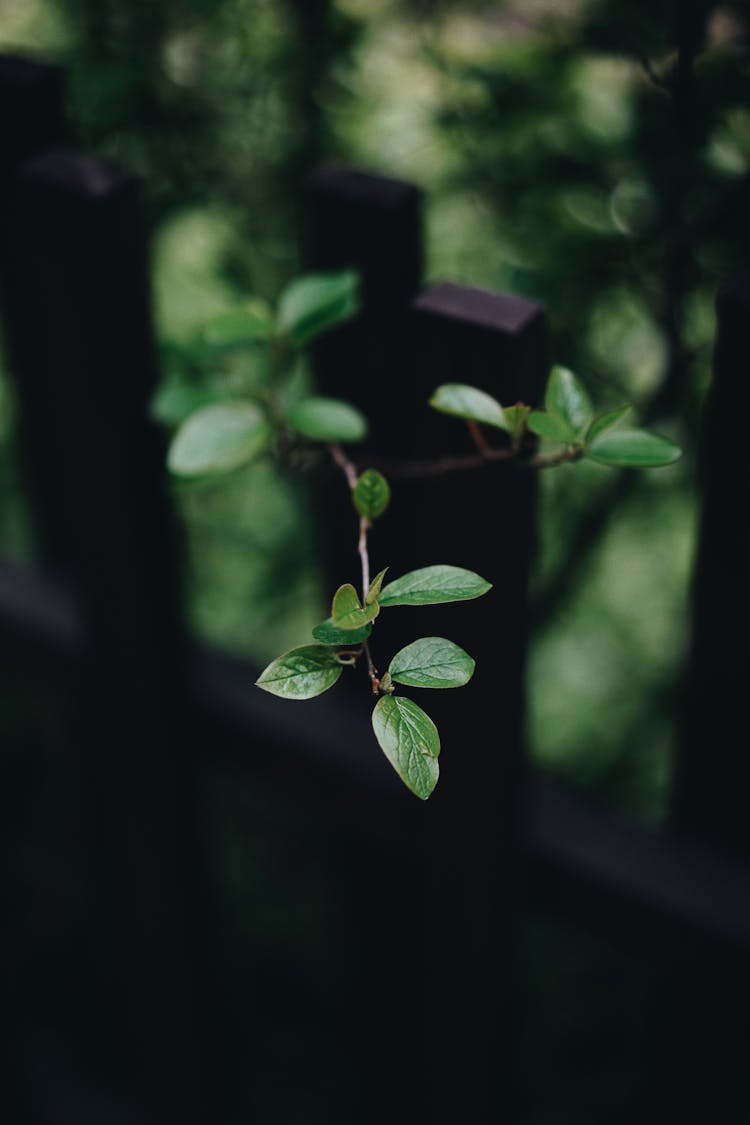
388, 637, 475, 689
379, 671, 395, 694
372, 696, 440, 800
379, 565, 491, 607
202, 302, 275, 350
287, 396, 368, 443
586, 405, 630, 442
353, 469, 391, 520
545, 365, 593, 437
277, 270, 359, 347
527, 410, 577, 443
366, 567, 388, 606
584, 428, 682, 467
256, 645, 342, 700
311, 619, 372, 646
429, 384, 509, 432
150, 383, 224, 426
503, 403, 531, 443
331, 583, 379, 629
167, 401, 271, 477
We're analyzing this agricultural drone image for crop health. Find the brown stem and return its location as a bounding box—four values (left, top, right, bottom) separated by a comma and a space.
364, 447, 515, 480
328, 442, 358, 490
529, 447, 583, 470
358, 515, 371, 601
363, 639, 380, 695
467, 419, 490, 454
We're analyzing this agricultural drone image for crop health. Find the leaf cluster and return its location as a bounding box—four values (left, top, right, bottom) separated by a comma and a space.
165, 270, 367, 478
162, 268, 683, 801
430, 366, 682, 468
257, 564, 488, 799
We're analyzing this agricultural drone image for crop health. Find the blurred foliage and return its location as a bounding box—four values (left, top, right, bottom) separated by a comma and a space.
1, 0, 749, 821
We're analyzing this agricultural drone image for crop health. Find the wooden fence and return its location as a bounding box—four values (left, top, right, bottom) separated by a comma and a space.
1, 54, 750, 1125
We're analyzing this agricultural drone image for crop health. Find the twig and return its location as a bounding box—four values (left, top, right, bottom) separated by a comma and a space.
363, 447, 514, 479
363, 639, 380, 695
530, 448, 583, 470
358, 515, 371, 601
327, 443, 371, 601
329, 442, 358, 490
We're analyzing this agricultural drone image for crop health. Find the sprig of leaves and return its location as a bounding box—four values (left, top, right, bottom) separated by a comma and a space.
430, 364, 682, 469
164, 270, 364, 478
161, 269, 684, 799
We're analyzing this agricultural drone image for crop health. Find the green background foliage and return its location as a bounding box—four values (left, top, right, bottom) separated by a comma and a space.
1, 0, 747, 822
1, 2, 747, 1120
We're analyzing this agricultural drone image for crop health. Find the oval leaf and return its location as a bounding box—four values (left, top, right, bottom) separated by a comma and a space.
584, 427, 682, 467
331, 583, 379, 629
278, 270, 359, 346
379, 565, 492, 607
287, 396, 368, 443
388, 637, 475, 689
256, 645, 342, 700
151, 383, 225, 427
429, 384, 509, 432
354, 469, 391, 520
312, 619, 372, 646
372, 696, 440, 800
586, 405, 630, 443
202, 303, 275, 350
167, 401, 271, 477
545, 365, 593, 437
527, 410, 576, 443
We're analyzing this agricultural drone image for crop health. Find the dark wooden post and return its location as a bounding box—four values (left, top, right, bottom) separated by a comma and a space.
307, 168, 546, 1122
305, 165, 423, 604
404, 282, 545, 1123
673, 279, 750, 862
0, 56, 69, 568
3, 150, 217, 1121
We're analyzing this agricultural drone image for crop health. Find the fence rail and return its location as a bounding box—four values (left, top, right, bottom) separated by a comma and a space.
1, 52, 749, 1125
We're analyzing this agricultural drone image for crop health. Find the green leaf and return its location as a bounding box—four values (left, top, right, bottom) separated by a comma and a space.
503, 403, 531, 443
202, 302, 275, 350
584, 428, 682, 468
331, 583, 379, 629
287, 396, 368, 443
353, 469, 391, 520
256, 645, 342, 700
277, 270, 359, 347
429, 383, 509, 432
586, 405, 630, 442
167, 401, 271, 477
150, 383, 224, 427
527, 410, 577, 443
379, 565, 492, 607
366, 567, 388, 605
388, 637, 475, 689
372, 696, 440, 800
312, 619, 373, 646
545, 365, 593, 437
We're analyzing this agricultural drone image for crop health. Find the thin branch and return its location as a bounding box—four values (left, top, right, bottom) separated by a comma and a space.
363, 639, 380, 695
358, 516, 371, 601
467, 419, 490, 454
363, 447, 513, 479
530, 448, 583, 470
328, 442, 358, 489
328, 442, 371, 603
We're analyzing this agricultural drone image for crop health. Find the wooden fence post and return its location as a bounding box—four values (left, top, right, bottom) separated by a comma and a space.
0, 56, 69, 568
307, 168, 546, 1122
2, 149, 218, 1121
404, 282, 546, 1123
673, 279, 750, 862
